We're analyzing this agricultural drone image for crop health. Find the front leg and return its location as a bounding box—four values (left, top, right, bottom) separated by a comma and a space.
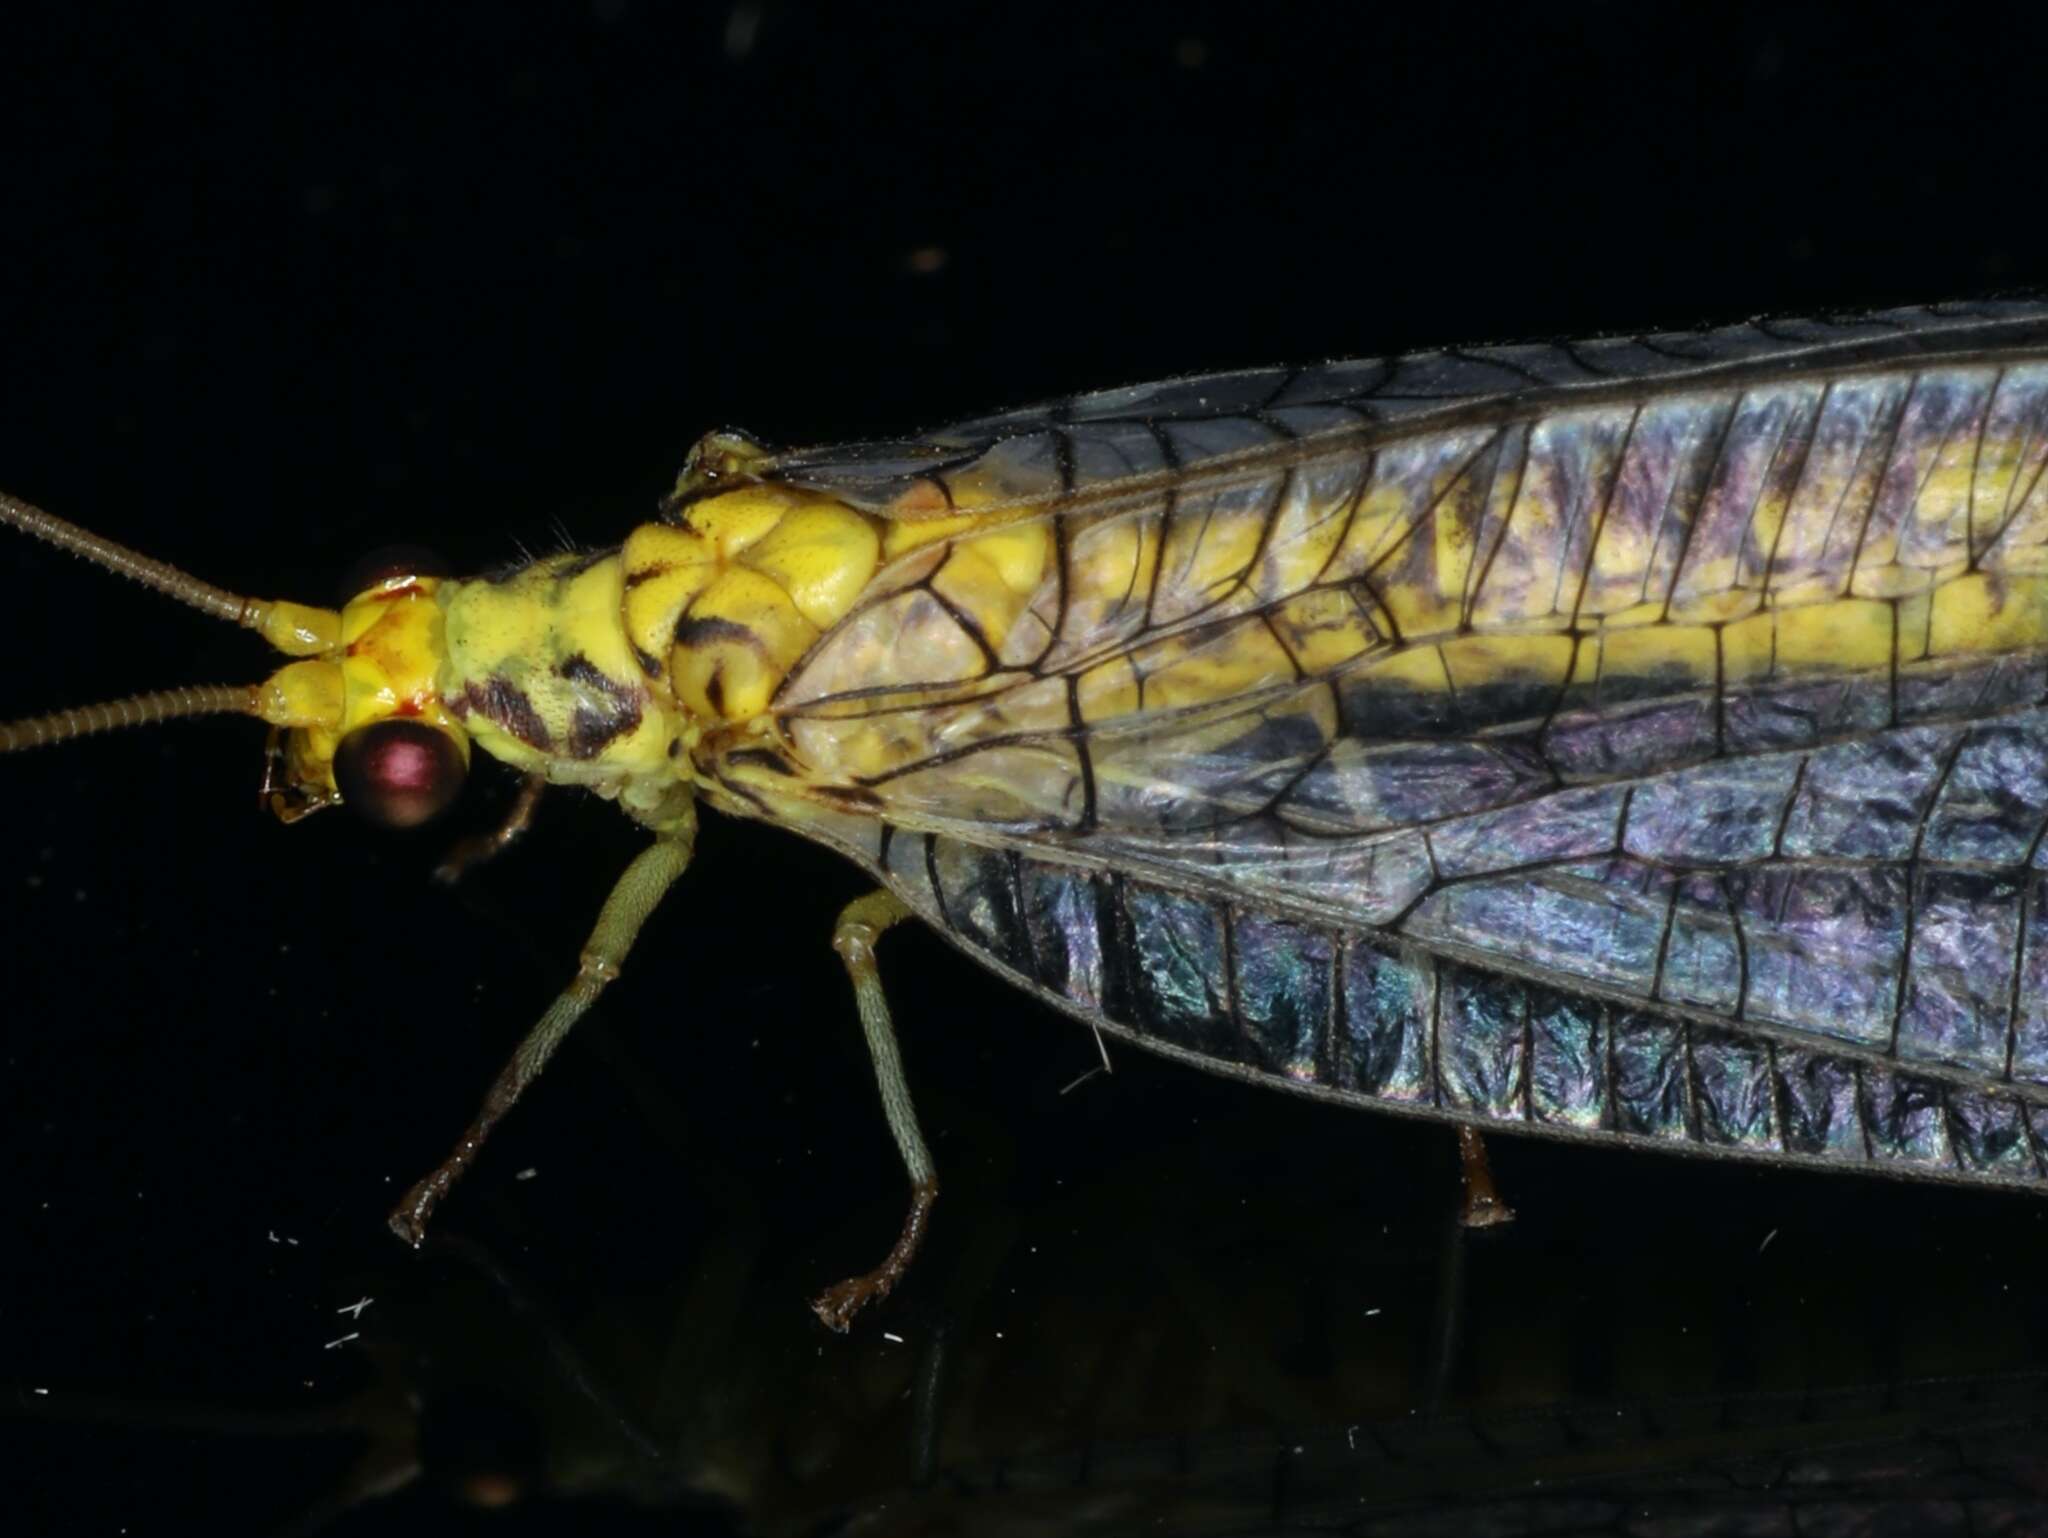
389, 811, 696, 1245
811, 890, 939, 1333
434, 771, 546, 884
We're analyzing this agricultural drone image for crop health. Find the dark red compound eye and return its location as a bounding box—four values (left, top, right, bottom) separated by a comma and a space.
334, 720, 467, 828
338, 544, 448, 602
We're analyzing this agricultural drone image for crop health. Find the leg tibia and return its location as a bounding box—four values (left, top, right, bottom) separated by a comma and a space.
813, 888, 939, 1332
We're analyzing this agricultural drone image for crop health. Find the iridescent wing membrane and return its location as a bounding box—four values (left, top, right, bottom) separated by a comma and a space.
720, 302, 2048, 1189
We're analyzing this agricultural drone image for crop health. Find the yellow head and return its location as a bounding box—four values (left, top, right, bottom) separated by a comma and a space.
0, 492, 474, 829
255, 560, 472, 825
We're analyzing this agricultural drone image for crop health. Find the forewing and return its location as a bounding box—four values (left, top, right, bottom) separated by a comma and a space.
743, 304, 2048, 1129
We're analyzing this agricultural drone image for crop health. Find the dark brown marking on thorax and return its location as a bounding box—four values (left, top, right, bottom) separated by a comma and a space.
559, 653, 644, 759
674, 616, 775, 723
463, 676, 553, 752
722, 745, 798, 776
674, 614, 761, 650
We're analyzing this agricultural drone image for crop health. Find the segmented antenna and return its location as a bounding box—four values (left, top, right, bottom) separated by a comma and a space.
0, 488, 340, 751
0, 684, 260, 753
0, 488, 262, 626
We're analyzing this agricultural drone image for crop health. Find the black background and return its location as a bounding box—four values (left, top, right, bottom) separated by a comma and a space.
4, 5, 2047, 1534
